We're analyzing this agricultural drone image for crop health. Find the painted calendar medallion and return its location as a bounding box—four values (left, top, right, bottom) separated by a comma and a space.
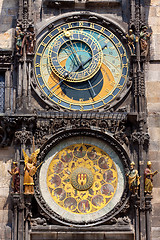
39, 136, 126, 225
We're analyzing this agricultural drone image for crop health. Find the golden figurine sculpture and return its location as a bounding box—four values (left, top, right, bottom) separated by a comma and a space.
144, 161, 158, 194
127, 162, 140, 194
126, 29, 138, 55
23, 148, 40, 194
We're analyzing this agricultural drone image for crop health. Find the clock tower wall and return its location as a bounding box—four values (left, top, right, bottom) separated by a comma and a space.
0, 1, 159, 240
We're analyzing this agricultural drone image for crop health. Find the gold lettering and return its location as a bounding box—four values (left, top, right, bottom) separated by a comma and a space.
90, 23, 95, 29
35, 63, 40, 67
110, 81, 115, 87
105, 88, 109, 93
48, 33, 53, 39
57, 27, 62, 32
36, 53, 42, 57
80, 105, 84, 111
117, 84, 123, 89
49, 92, 54, 98
122, 63, 128, 67
109, 33, 114, 39
79, 21, 84, 27
68, 22, 72, 28
100, 27, 105, 33
116, 42, 122, 47
41, 42, 47, 47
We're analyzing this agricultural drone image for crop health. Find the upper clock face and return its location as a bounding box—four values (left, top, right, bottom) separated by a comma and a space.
34, 21, 129, 111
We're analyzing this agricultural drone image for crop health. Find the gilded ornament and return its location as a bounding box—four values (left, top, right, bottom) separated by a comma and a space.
144, 161, 158, 194
47, 143, 118, 214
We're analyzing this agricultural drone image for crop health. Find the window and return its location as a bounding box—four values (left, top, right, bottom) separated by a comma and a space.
0, 73, 5, 113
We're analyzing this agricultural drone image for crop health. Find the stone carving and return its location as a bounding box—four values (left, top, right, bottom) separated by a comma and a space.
126, 29, 138, 55
116, 216, 131, 225
15, 128, 33, 145
8, 161, 20, 194
144, 161, 158, 194
0, 53, 12, 64
131, 131, 150, 146
126, 162, 140, 194
31, 217, 47, 226
34, 112, 128, 146
15, 27, 25, 55
26, 28, 35, 54
140, 26, 152, 57
23, 148, 40, 194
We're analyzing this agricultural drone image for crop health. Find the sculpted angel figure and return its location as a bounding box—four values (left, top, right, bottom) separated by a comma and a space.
23, 149, 40, 194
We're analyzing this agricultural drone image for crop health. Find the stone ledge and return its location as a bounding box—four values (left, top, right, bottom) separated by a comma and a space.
30, 225, 134, 240
31, 225, 134, 232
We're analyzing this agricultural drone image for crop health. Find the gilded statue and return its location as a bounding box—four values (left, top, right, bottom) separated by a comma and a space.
140, 26, 152, 57
126, 29, 138, 55
8, 161, 20, 194
144, 161, 158, 194
126, 162, 140, 194
23, 149, 40, 194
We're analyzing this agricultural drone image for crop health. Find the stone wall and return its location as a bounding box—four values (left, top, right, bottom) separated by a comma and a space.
0, 0, 18, 49
145, 1, 160, 239
0, 147, 15, 240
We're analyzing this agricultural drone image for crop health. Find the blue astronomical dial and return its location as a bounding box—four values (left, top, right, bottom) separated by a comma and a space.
34, 21, 129, 111
49, 30, 103, 82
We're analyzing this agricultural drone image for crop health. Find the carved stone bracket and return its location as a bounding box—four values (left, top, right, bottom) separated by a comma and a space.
131, 131, 150, 146
15, 128, 33, 145
145, 195, 152, 213
0, 116, 36, 147
0, 50, 13, 67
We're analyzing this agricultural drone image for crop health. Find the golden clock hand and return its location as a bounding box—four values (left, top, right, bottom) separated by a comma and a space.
64, 41, 80, 68
72, 44, 107, 72
68, 37, 82, 66
64, 30, 82, 67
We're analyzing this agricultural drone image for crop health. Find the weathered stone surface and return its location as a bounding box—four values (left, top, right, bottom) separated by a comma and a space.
152, 227, 160, 238
0, 225, 12, 240
148, 114, 160, 128
146, 82, 160, 103
0, 0, 18, 49
152, 188, 160, 204
152, 217, 160, 227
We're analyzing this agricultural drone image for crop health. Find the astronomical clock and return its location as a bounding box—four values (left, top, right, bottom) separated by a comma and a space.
29, 12, 132, 231
34, 19, 129, 111
32, 13, 131, 229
